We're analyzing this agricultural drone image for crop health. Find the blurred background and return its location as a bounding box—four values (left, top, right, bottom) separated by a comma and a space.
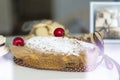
0, 0, 118, 36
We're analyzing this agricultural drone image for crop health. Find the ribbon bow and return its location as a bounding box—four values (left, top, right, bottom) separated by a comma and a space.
95, 53, 120, 80
93, 34, 120, 80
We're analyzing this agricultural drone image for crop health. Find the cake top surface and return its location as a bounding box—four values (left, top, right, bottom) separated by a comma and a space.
25, 36, 98, 55
0, 35, 6, 44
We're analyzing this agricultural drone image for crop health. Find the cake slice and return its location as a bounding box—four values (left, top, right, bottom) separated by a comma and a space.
10, 36, 99, 72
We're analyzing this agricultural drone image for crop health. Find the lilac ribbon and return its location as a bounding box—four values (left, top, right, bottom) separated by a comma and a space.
92, 36, 120, 80
94, 48, 120, 80
91, 31, 120, 79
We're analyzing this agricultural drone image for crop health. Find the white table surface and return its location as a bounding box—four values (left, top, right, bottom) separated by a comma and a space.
0, 37, 120, 80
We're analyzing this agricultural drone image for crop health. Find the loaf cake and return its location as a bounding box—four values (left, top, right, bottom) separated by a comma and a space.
10, 36, 99, 72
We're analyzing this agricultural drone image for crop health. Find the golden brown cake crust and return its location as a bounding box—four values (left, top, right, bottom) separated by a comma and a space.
10, 46, 89, 71
13, 57, 88, 72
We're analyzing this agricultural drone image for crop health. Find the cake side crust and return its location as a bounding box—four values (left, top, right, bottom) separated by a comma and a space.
10, 45, 96, 71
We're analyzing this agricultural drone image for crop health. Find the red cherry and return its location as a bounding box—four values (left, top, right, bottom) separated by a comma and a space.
13, 37, 25, 46
54, 28, 65, 37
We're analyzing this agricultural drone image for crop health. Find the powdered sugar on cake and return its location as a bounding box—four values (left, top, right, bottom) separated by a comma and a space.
25, 36, 98, 56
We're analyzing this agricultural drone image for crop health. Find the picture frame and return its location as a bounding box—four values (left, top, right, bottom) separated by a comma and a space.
90, 2, 120, 43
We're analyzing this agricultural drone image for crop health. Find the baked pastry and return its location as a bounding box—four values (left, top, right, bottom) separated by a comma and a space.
0, 35, 8, 56
24, 20, 68, 39
10, 36, 99, 72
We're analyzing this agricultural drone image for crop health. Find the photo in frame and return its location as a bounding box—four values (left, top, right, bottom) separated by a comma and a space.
90, 2, 120, 43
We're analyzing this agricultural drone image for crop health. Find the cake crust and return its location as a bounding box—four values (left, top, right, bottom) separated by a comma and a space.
10, 46, 87, 70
